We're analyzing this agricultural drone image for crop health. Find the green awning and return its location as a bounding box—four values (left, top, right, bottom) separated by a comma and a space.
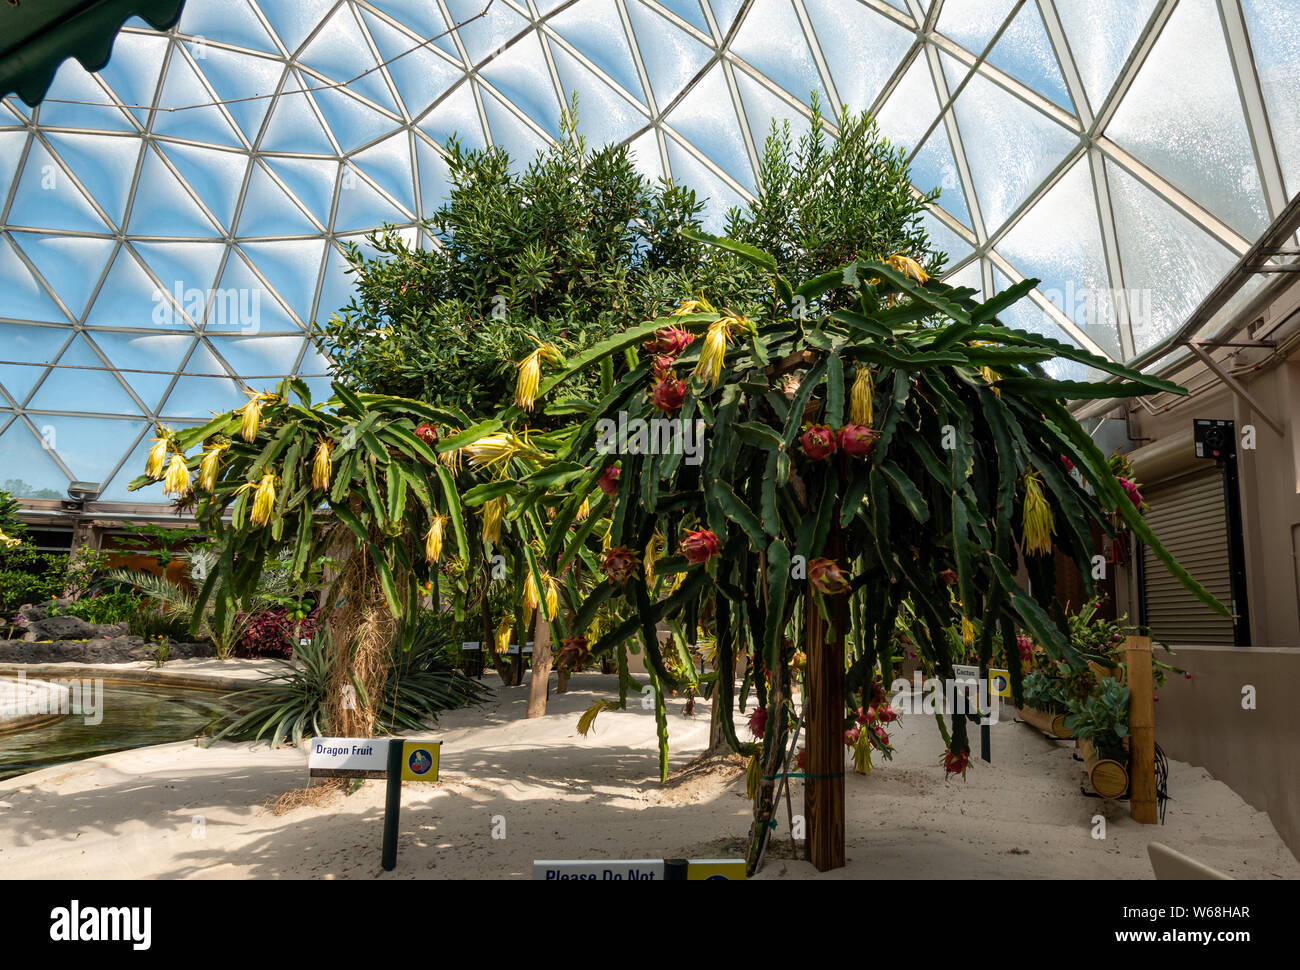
1, 0, 186, 107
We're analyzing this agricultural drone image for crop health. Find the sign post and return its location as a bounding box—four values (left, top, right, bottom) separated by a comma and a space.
308, 736, 441, 871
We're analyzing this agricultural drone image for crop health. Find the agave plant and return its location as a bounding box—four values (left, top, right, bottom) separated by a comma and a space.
488, 231, 1225, 871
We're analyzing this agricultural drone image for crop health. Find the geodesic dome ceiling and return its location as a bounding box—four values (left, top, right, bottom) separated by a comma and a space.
2, 0, 1299, 503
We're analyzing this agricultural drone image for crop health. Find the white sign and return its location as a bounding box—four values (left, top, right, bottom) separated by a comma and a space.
534, 860, 665, 881
461, 641, 481, 652
507, 643, 519, 654
952, 664, 980, 683
308, 737, 388, 778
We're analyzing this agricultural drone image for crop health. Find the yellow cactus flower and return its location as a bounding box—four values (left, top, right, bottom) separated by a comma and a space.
250, 473, 278, 527
196, 438, 230, 492
523, 570, 540, 612
425, 514, 447, 563
494, 616, 512, 654
481, 497, 504, 546
311, 438, 333, 491
961, 616, 975, 647
1020, 469, 1055, 556
850, 366, 874, 427
438, 428, 463, 475
885, 252, 930, 284
0, 528, 21, 551
672, 296, 715, 316
575, 494, 590, 522
693, 317, 733, 387
644, 530, 665, 587
145, 429, 171, 479
515, 349, 542, 410
162, 452, 191, 498
464, 431, 542, 472
543, 572, 559, 619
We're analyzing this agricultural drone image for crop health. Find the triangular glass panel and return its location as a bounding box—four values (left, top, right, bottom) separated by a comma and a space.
1242, 0, 1300, 199
360, 10, 464, 118
804, 0, 915, 114
1107, 0, 1269, 239
182, 339, 232, 377
442, 0, 531, 66
213, 250, 304, 334
626, 129, 664, 183
261, 85, 338, 156
480, 35, 564, 140
316, 245, 362, 324
177, 0, 279, 55
709, 0, 746, 33
334, 162, 410, 232
549, 42, 648, 148
0, 131, 27, 200
417, 81, 488, 151
657, 0, 711, 34
1055, 0, 1157, 115
308, 84, 403, 155
996, 156, 1119, 358
83, 245, 181, 330
265, 155, 340, 228
664, 63, 754, 193
0, 236, 71, 323
158, 142, 247, 232
733, 71, 808, 156
937, 0, 1017, 55
209, 335, 307, 377
549, 0, 646, 106
0, 323, 70, 366
9, 232, 116, 321
44, 131, 141, 228
665, 138, 747, 232
942, 51, 1077, 232
0, 422, 71, 497
874, 53, 940, 158
238, 239, 328, 322
0, 361, 47, 407
258, 0, 338, 55
353, 132, 417, 214
99, 427, 173, 503
236, 163, 322, 237
986, 1, 1073, 111
129, 241, 227, 315
729, 0, 827, 109
920, 210, 974, 269
161, 375, 250, 420
88, 330, 195, 410
151, 52, 244, 149
9, 140, 111, 234
908, 122, 972, 228
480, 90, 551, 173
34, 62, 135, 133
94, 31, 168, 125
1106, 160, 1237, 355
127, 146, 220, 237
415, 138, 452, 219
191, 46, 283, 144
366, 0, 459, 61
299, 5, 401, 115
625, 0, 715, 107
29, 350, 143, 417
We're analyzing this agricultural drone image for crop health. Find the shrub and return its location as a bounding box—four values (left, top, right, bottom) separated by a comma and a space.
232, 606, 319, 659
60, 591, 142, 626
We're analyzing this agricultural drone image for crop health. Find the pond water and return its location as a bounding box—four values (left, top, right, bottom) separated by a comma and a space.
0, 681, 232, 781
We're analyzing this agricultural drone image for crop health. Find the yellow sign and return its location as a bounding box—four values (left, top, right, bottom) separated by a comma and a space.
989, 669, 1011, 699
687, 859, 747, 880
399, 740, 440, 781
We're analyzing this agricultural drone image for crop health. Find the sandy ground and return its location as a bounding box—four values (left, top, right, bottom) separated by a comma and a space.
0, 671, 1295, 880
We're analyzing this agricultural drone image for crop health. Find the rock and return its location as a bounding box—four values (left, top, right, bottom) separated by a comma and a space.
0, 635, 215, 664
26, 614, 99, 642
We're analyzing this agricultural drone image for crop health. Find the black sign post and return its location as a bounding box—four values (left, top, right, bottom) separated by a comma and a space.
381, 737, 405, 872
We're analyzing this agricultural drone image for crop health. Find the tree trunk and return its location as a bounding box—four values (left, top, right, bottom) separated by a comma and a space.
526, 609, 553, 717
804, 554, 847, 871
324, 536, 397, 738
556, 670, 570, 693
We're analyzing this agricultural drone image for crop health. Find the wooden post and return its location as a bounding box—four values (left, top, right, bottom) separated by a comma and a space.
1126, 635, 1158, 823
526, 609, 553, 717
804, 584, 846, 871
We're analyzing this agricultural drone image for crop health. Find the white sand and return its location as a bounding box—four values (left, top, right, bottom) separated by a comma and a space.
0, 672, 1295, 879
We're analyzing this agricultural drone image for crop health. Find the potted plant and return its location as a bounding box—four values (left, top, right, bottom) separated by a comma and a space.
1066, 677, 1131, 798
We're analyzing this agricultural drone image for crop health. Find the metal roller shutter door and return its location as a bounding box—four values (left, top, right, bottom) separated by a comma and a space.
1141, 469, 1236, 646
